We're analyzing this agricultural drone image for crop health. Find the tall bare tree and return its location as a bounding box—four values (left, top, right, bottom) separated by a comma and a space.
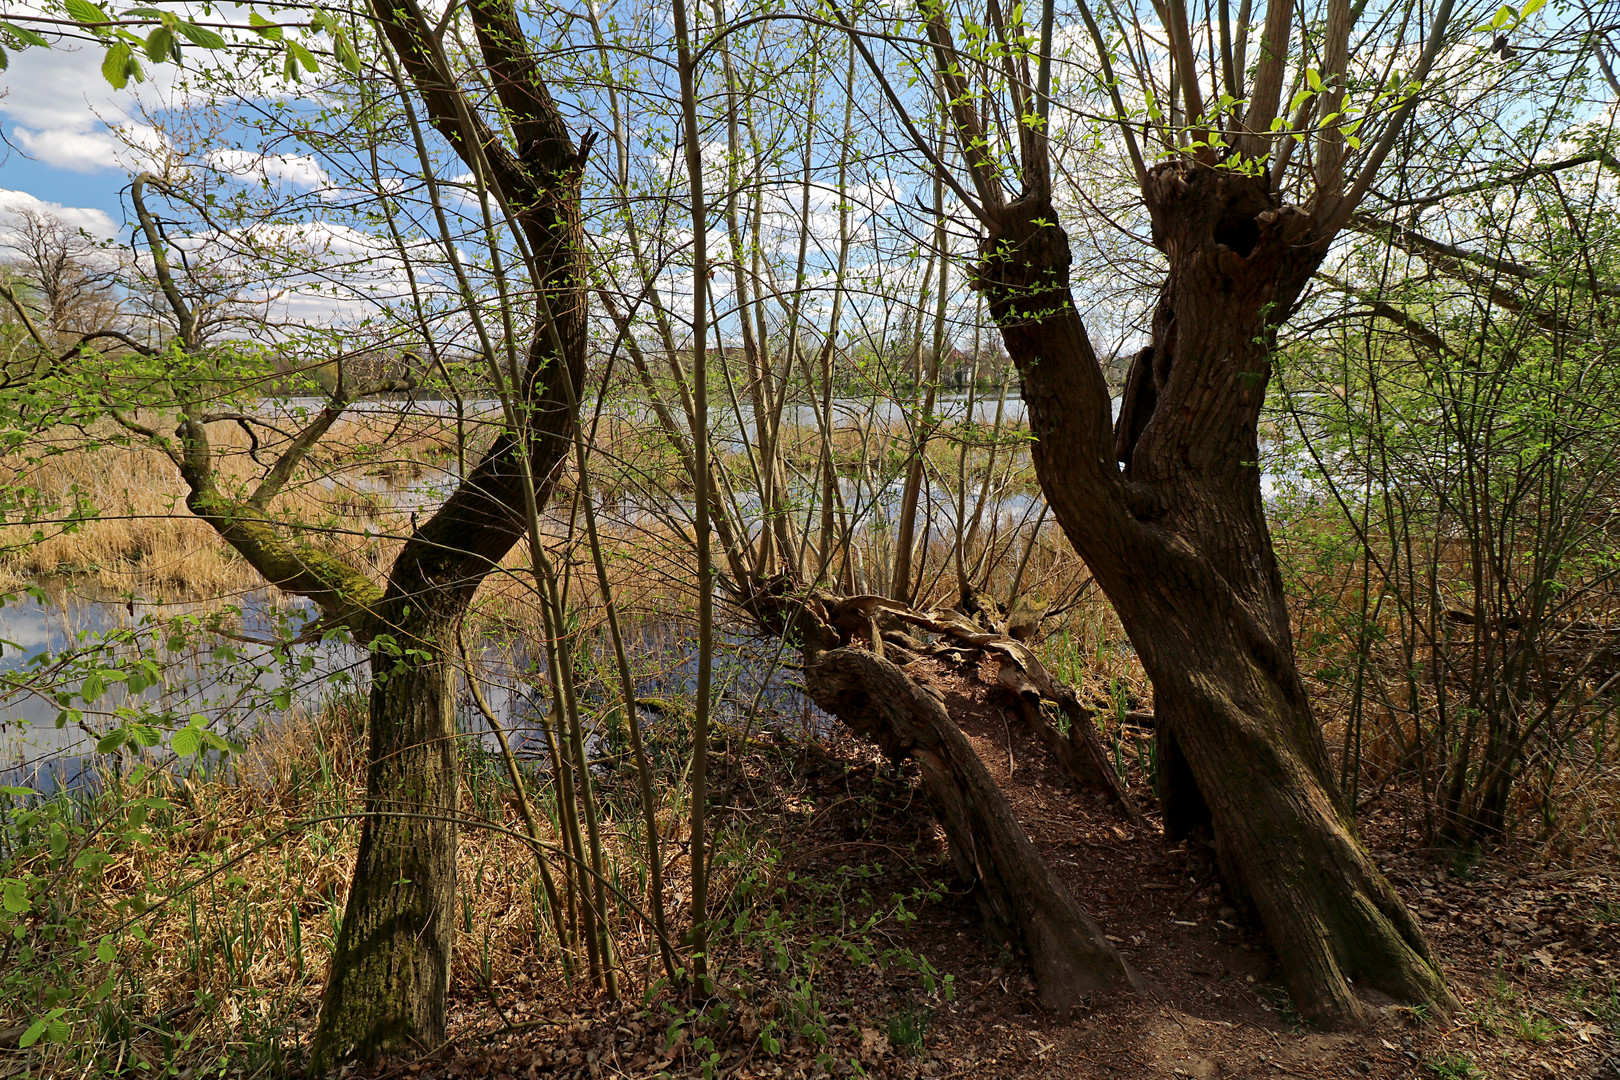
26, 0, 596, 1059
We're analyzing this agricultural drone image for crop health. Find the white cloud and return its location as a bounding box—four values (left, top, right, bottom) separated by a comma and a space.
206, 149, 333, 193
0, 189, 118, 241
9, 128, 122, 172
0, 30, 185, 173
10, 123, 168, 174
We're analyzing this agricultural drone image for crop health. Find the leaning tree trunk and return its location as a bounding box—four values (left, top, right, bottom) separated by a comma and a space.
797, 604, 1138, 1010
308, 426, 580, 1065
308, 10, 594, 1059
976, 162, 1455, 1027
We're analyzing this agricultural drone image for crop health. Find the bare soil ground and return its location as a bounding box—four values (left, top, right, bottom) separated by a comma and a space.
343, 651, 1620, 1080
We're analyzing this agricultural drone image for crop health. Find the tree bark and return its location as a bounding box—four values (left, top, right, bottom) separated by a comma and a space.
799, 610, 1139, 1011
975, 162, 1455, 1026
307, 608, 460, 1061
305, 3, 593, 1061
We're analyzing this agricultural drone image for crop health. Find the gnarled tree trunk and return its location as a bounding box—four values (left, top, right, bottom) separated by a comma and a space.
308, 96, 592, 1080
797, 601, 1139, 1011
976, 163, 1454, 1026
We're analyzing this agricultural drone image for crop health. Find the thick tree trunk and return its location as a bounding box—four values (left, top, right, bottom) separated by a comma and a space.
308, 609, 460, 1061
308, 436, 585, 1070
799, 609, 1139, 1011
308, 18, 593, 1059
975, 162, 1455, 1026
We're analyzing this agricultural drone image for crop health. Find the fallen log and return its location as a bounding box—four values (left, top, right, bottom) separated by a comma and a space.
854, 597, 1148, 827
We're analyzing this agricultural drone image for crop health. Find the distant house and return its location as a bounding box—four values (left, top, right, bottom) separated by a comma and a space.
943, 344, 1012, 390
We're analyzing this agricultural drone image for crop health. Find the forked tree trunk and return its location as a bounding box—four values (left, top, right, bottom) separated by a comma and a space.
129, 108, 587, 1068
311, 360, 587, 1062
307, 7, 593, 1056
309, 425, 583, 1066
976, 162, 1455, 1026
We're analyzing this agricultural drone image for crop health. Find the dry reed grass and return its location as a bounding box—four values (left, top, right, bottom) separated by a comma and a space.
1276, 511, 1620, 863
0, 413, 460, 597
8, 680, 718, 1077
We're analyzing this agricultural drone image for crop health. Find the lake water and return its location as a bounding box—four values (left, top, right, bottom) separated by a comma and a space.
0, 581, 817, 793
2, 391, 1313, 790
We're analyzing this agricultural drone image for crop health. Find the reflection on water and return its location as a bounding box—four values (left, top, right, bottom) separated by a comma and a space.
0, 583, 366, 791
3, 392, 1308, 792
0, 579, 822, 794
261, 392, 1033, 430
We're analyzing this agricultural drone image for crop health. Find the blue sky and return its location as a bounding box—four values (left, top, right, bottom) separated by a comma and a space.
0, 32, 193, 238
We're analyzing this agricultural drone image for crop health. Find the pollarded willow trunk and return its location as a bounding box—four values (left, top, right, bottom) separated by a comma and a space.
977, 162, 1455, 1026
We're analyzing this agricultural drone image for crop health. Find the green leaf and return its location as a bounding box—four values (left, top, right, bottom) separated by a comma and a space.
174, 20, 225, 48
1490, 4, 1512, 29
332, 30, 359, 72
0, 44, 8, 72
0, 21, 50, 47
287, 39, 318, 72
248, 12, 283, 41
17, 1019, 47, 1049
96, 937, 116, 962
72, 849, 110, 870
1306, 67, 1323, 92
200, 729, 236, 753
170, 725, 201, 757
143, 25, 172, 62
96, 729, 126, 754
100, 41, 134, 88
1, 880, 29, 913
1520, 0, 1544, 14
64, 0, 109, 26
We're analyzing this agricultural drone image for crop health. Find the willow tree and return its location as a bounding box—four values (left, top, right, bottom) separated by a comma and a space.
28, 0, 595, 1061
299, 0, 595, 1060
844, 0, 1528, 1024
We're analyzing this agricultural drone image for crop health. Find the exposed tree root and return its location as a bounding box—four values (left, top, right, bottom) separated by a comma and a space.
793, 593, 1143, 1012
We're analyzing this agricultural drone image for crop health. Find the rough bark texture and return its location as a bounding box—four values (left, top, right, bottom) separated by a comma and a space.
308, 611, 460, 1059
975, 162, 1454, 1026
800, 617, 1139, 1011
302, 3, 592, 1065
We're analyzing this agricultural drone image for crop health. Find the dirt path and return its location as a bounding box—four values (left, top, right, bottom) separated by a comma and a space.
368, 648, 1618, 1080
